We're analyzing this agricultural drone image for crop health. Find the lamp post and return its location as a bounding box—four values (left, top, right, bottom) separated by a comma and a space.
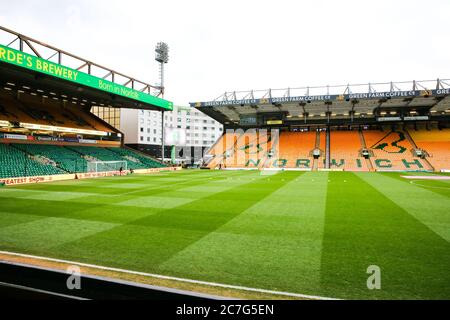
155, 42, 169, 162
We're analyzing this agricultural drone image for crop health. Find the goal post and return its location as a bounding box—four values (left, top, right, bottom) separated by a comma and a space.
87, 161, 127, 173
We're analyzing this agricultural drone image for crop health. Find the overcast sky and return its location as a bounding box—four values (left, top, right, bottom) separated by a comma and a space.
1, 0, 449, 105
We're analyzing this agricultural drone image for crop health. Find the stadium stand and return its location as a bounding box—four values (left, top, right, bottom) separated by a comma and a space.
330, 131, 367, 171
363, 130, 429, 171
274, 131, 316, 169
13, 144, 88, 173
107, 147, 166, 169
0, 143, 166, 178
223, 130, 272, 168
204, 132, 233, 169
67, 146, 166, 171
0, 95, 112, 132
409, 129, 450, 171
202, 128, 448, 172
205, 130, 328, 170
0, 143, 65, 178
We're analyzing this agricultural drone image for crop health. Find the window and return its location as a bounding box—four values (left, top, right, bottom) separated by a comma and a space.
203, 141, 208, 145
140, 136, 143, 141
178, 118, 182, 122
177, 125, 182, 129
147, 128, 150, 133
153, 137, 157, 142
147, 137, 150, 142
186, 126, 191, 130
203, 120, 207, 124
154, 129, 157, 134
140, 127, 144, 132
203, 127, 207, 130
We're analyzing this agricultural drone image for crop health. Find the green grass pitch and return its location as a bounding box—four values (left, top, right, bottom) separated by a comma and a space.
0, 170, 449, 299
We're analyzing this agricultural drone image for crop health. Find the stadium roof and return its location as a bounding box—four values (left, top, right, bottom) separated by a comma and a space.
0, 26, 172, 111
190, 79, 450, 126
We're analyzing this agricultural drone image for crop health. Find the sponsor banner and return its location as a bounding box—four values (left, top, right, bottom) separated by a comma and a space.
266, 120, 283, 125
404, 116, 430, 121
2, 135, 106, 144
3, 134, 29, 140
191, 89, 448, 108
133, 167, 182, 174
76, 171, 122, 179
0, 174, 75, 186
0, 44, 173, 110
0, 167, 181, 186
79, 139, 98, 144
36, 136, 64, 142
377, 117, 402, 122
318, 168, 344, 172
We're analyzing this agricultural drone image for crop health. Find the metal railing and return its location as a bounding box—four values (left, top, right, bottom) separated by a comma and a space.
213, 79, 450, 102
0, 25, 162, 95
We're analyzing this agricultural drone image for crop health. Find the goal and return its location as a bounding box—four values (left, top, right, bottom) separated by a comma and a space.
87, 161, 127, 173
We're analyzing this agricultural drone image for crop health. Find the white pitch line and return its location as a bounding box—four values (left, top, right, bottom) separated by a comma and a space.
0, 250, 339, 300
409, 180, 450, 190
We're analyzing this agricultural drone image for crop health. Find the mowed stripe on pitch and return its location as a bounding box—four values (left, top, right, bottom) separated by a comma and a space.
357, 172, 450, 243
48, 171, 295, 273
159, 171, 329, 295
0, 171, 248, 254
320, 172, 450, 299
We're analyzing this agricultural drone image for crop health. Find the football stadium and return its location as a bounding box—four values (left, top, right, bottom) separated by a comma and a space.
0, 21, 449, 302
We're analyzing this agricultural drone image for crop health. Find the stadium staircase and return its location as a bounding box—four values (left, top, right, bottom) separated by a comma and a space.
329, 131, 368, 171
403, 129, 435, 171
359, 131, 374, 171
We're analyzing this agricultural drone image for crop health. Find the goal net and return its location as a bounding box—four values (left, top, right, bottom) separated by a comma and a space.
87, 161, 127, 173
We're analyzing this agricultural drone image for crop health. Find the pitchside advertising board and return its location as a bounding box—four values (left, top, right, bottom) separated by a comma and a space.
0, 44, 173, 111
191, 89, 450, 107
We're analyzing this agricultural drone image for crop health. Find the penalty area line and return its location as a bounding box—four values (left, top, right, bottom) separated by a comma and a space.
0, 250, 339, 300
